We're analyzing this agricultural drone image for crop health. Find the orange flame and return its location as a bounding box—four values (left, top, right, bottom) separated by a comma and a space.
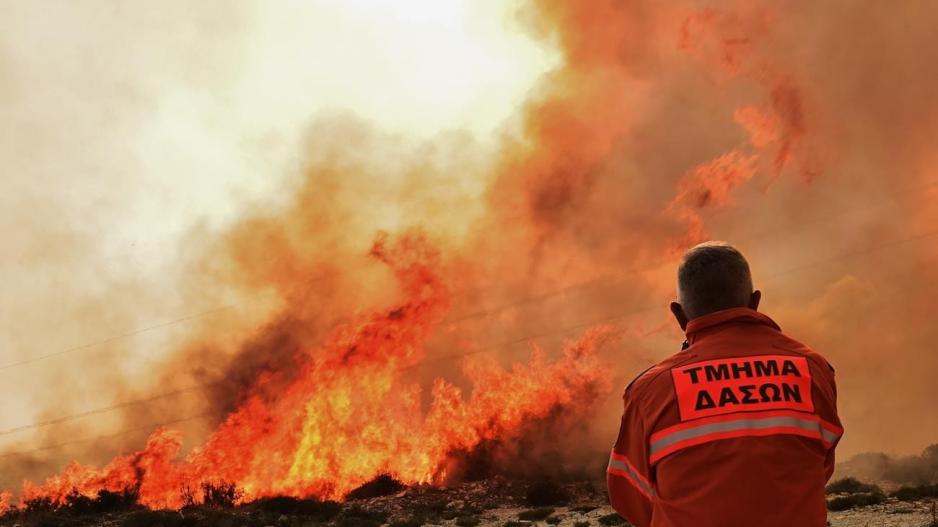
12, 0, 938, 513
10, 233, 614, 509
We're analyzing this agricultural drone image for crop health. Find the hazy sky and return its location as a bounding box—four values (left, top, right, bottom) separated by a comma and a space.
0, 0, 555, 443
5, 2, 938, 492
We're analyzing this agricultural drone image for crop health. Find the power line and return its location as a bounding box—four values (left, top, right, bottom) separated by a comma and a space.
6, 224, 938, 443
768, 227, 938, 278
0, 307, 234, 371
7, 251, 938, 459
0, 381, 227, 437
0, 194, 504, 403
423, 227, 938, 366
0, 272, 333, 372
5, 178, 937, 373
6, 251, 938, 459
0, 413, 212, 459
441, 177, 938, 324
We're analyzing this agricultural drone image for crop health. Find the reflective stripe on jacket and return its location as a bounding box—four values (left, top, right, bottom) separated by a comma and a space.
607, 308, 842, 527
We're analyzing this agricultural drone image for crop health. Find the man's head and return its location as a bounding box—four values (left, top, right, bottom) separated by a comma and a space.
669, 241, 761, 330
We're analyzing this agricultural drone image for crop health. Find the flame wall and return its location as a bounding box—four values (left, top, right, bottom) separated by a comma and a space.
2, 0, 938, 508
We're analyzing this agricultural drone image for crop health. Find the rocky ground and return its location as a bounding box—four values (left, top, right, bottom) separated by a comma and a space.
1, 478, 935, 527
827, 498, 935, 527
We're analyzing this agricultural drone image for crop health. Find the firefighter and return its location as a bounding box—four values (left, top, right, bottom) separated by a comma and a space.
607, 241, 842, 527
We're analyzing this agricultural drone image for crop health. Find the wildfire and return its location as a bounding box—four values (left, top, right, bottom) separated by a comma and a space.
6, 0, 938, 517
0, 1, 812, 513
9, 233, 615, 510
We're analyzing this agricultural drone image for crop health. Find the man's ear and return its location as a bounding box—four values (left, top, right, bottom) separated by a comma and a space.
670, 301, 689, 331
749, 290, 762, 311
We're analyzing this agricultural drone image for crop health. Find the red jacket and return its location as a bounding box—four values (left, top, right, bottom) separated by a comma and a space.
607, 308, 842, 527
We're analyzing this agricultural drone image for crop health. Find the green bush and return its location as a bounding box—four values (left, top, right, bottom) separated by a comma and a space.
825, 477, 881, 495
246, 495, 341, 520
526, 481, 569, 507
407, 498, 451, 523
545, 515, 561, 524
95, 488, 141, 512
178, 507, 245, 527
891, 484, 938, 501
455, 515, 481, 527
23, 512, 93, 527
574, 522, 591, 527
61, 491, 95, 515
120, 509, 195, 527
390, 516, 428, 527
336, 506, 389, 527
345, 474, 406, 501
30, 513, 94, 527
518, 508, 555, 521
200, 482, 242, 509
61, 487, 141, 515
22, 496, 55, 514
826, 492, 886, 511
597, 513, 627, 526
893, 486, 923, 501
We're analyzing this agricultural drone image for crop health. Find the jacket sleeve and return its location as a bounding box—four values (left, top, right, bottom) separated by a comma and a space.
810, 354, 843, 481
606, 388, 655, 527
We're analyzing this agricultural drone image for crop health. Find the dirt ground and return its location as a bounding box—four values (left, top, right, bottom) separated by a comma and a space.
341, 479, 938, 527
464, 502, 936, 527
367, 480, 938, 527
827, 499, 936, 527
1, 479, 935, 527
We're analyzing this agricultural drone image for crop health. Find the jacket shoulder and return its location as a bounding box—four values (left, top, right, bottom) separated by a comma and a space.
624, 349, 695, 398
772, 333, 836, 374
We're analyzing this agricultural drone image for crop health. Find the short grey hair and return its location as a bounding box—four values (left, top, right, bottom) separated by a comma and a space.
677, 241, 753, 320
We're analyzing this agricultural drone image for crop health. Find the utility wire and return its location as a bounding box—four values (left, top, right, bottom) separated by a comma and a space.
0, 413, 212, 459
4, 225, 938, 442
0, 307, 233, 371
426, 234, 938, 368
0, 381, 227, 437
443, 177, 938, 324
8, 254, 938, 458
4, 178, 937, 372
0, 273, 331, 372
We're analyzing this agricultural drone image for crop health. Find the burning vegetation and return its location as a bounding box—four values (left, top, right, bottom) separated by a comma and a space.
3, 0, 938, 525
3, 232, 615, 511
0, 477, 612, 527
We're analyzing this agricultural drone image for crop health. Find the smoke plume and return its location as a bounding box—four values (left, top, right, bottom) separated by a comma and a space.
3, 0, 938, 506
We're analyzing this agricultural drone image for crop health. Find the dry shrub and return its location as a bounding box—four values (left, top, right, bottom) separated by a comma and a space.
345, 474, 406, 501
826, 492, 886, 511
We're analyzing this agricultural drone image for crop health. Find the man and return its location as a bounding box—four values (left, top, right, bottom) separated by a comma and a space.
607, 242, 842, 527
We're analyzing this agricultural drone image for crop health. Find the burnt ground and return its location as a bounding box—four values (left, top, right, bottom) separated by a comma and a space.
0, 478, 935, 527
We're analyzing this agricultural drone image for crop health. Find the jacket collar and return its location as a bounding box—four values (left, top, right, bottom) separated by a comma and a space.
685, 307, 780, 345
